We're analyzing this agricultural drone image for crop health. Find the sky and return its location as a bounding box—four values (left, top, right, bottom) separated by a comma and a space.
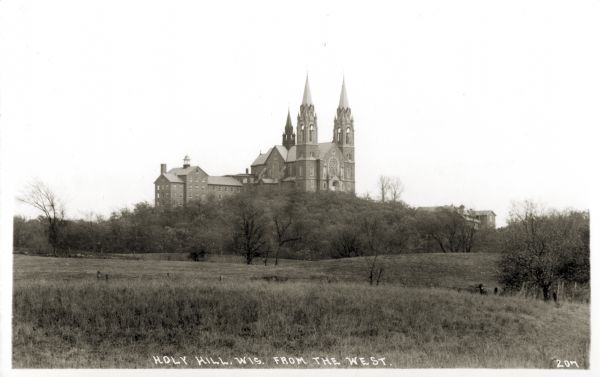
1, 0, 599, 227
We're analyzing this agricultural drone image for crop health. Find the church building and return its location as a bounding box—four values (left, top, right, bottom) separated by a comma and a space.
250, 76, 355, 193
154, 76, 356, 207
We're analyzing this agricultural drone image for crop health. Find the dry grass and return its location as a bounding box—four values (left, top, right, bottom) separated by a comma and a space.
12, 254, 590, 368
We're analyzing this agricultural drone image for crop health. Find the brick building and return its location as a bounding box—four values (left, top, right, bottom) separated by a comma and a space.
154, 156, 242, 207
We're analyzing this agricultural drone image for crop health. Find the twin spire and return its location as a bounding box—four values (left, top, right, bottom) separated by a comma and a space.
301, 75, 349, 109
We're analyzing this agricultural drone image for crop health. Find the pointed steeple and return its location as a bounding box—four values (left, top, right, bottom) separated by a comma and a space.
339, 78, 350, 109
285, 108, 293, 131
302, 74, 313, 105
282, 108, 296, 150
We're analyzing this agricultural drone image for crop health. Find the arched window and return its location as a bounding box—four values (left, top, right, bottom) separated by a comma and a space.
337, 128, 341, 142
309, 124, 314, 142
300, 124, 304, 143
346, 128, 351, 144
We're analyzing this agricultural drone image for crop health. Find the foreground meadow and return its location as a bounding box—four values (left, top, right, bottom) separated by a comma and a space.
12, 254, 590, 368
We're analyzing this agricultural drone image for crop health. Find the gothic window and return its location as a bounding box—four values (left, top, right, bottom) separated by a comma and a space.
337, 128, 341, 142
346, 128, 351, 144
310, 167, 314, 176
328, 157, 338, 176
309, 124, 314, 142
300, 124, 305, 143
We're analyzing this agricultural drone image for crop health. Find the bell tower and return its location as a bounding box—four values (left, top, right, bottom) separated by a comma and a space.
333, 78, 355, 193
282, 109, 295, 150
296, 75, 319, 192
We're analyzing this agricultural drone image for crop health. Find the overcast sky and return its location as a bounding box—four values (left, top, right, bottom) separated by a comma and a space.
2, 0, 599, 226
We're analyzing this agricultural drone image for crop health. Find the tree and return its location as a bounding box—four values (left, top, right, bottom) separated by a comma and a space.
330, 224, 363, 258
270, 199, 301, 265
415, 207, 476, 253
378, 176, 391, 203
388, 177, 405, 203
18, 180, 65, 256
498, 201, 590, 301
361, 214, 390, 285
230, 196, 269, 264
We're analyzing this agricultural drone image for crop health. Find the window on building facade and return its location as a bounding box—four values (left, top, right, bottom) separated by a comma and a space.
337, 127, 341, 142
310, 167, 314, 177
346, 128, 350, 144
309, 124, 314, 142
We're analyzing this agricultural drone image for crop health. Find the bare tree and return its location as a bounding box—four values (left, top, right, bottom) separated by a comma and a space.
231, 197, 269, 265
18, 180, 65, 256
361, 215, 388, 285
388, 177, 405, 203
499, 201, 590, 301
378, 176, 391, 203
272, 214, 301, 265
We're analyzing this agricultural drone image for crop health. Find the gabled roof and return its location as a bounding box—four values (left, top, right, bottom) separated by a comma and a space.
154, 173, 184, 184
207, 176, 243, 186
251, 148, 272, 166
273, 145, 288, 160
168, 166, 208, 176
252, 142, 343, 165
287, 145, 296, 162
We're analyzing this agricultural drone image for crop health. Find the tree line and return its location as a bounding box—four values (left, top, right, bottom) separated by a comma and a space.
15, 181, 501, 261
15, 181, 590, 298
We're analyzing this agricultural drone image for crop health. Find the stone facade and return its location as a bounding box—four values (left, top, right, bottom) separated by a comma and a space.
250, 77, 355, 193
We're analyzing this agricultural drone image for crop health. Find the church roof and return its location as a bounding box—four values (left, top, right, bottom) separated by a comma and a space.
207, 176, 243, 186
301, 75, 313, 105
251, 148, 272, 166
339, 78, 350, 108
252, 142, 337, 166
286, 145, 296, 161
274, 145, 288, 160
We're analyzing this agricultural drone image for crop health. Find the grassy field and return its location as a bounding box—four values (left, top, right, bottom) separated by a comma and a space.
12, 253, 590, 368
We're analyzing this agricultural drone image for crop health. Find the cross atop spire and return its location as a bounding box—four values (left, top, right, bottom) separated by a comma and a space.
338, 78, 350, 109
301, 74, 313, 105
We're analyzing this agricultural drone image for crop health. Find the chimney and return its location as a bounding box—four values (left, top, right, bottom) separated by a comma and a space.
160, 164, 166, 174
246, 168, 249, 174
